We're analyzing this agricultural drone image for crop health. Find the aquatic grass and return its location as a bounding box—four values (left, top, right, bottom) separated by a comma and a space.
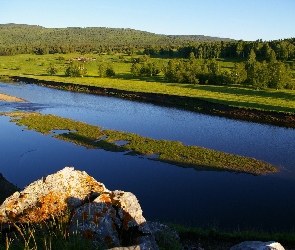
3, 111, 278, 175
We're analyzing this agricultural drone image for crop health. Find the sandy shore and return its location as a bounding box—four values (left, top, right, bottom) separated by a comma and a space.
0, 92, 27, 102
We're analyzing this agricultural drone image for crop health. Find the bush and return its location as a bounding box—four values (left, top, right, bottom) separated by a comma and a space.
130, 59, 160, 77
98, 64, 115, 77
65, 62, 87, 77
106, 67, 115, 77
47, 64, 58, 75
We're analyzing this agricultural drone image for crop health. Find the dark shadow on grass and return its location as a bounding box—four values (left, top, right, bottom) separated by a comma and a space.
178, 84, 295, 103
165, 84, 295, 113
198, 96, 295, 113
111, 73, 167, 83
230, 100, 294, 113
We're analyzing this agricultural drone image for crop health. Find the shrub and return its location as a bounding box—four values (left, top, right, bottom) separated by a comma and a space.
46, 64, 58, 75
65, 62, 87, 77
98, 64, 115, 77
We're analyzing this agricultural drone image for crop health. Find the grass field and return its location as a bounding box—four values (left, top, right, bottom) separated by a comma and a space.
0, 53, 294, 114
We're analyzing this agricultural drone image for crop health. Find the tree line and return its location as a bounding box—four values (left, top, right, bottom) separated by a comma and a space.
130, 52, 294, 90
146, 38, 295, 61
1, 24, 294, 62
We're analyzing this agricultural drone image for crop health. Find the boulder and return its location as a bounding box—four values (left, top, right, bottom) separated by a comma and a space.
0, 167, 159, 249
230, 241, 285, 250
68, 190, 158, 249
0, 167, 107, 223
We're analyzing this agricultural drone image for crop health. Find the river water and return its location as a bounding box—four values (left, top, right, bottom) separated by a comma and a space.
0, 81, 295, 231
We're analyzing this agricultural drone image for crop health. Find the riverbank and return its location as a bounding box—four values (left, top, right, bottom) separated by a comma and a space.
9, 75, 295, 129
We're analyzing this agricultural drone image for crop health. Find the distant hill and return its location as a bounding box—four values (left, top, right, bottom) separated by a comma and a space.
0, 23, 234, 48
167, 35, 234, 42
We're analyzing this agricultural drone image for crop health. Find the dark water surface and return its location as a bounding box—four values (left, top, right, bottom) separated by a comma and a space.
1, 82, 295, 231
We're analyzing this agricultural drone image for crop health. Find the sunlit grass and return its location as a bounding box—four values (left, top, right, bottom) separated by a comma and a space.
0, 53, 294, 114
3, 111, 278, 175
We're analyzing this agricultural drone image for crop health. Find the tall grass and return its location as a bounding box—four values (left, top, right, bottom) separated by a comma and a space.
0, 219, 101, 250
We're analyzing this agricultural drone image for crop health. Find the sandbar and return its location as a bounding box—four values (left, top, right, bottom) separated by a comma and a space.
0, 93, 27, 102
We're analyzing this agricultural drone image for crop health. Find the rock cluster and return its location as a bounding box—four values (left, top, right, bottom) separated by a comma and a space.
0, 167, 286, 250
0, 167, 158, 249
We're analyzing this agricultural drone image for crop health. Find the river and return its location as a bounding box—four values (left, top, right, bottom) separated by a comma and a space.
0, 81, 295, 231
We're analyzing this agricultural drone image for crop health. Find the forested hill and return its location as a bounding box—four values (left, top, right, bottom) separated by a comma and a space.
0, 23, 232, 48
167, 35, 233, 42
1, 23, 293, 58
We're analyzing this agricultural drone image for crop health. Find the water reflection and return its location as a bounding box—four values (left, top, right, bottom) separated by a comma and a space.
1, 82, 295, 230
1, 82, 294, 172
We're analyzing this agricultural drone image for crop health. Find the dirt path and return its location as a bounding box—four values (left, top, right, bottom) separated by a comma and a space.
0, 92, 27, 102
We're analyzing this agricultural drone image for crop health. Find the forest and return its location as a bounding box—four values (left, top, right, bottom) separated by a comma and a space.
0, 23, 232, 55
0, 23, 294, 90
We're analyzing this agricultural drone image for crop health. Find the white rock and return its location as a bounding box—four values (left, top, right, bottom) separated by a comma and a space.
230, 241, 285, 250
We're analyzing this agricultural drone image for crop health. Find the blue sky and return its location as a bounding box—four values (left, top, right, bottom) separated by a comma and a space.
0, 0, 294, 41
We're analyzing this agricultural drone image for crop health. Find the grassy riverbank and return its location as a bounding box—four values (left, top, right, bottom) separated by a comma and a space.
2, 111, 278, 175
0, 53, 294, 115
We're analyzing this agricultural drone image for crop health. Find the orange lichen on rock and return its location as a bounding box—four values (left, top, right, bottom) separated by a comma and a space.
27, 191, 66, 223
104, 235, 113, 247
98, 193, 112, 203
93, 211, 102, 225
0, 167, 108, 225
82, 229, 96, 240
85, 176, 106, 193
6, 210, 18, 221
0, 167, 159, 249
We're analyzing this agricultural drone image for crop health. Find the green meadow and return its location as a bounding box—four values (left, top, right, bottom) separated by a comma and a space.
0, 53, 294, 114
